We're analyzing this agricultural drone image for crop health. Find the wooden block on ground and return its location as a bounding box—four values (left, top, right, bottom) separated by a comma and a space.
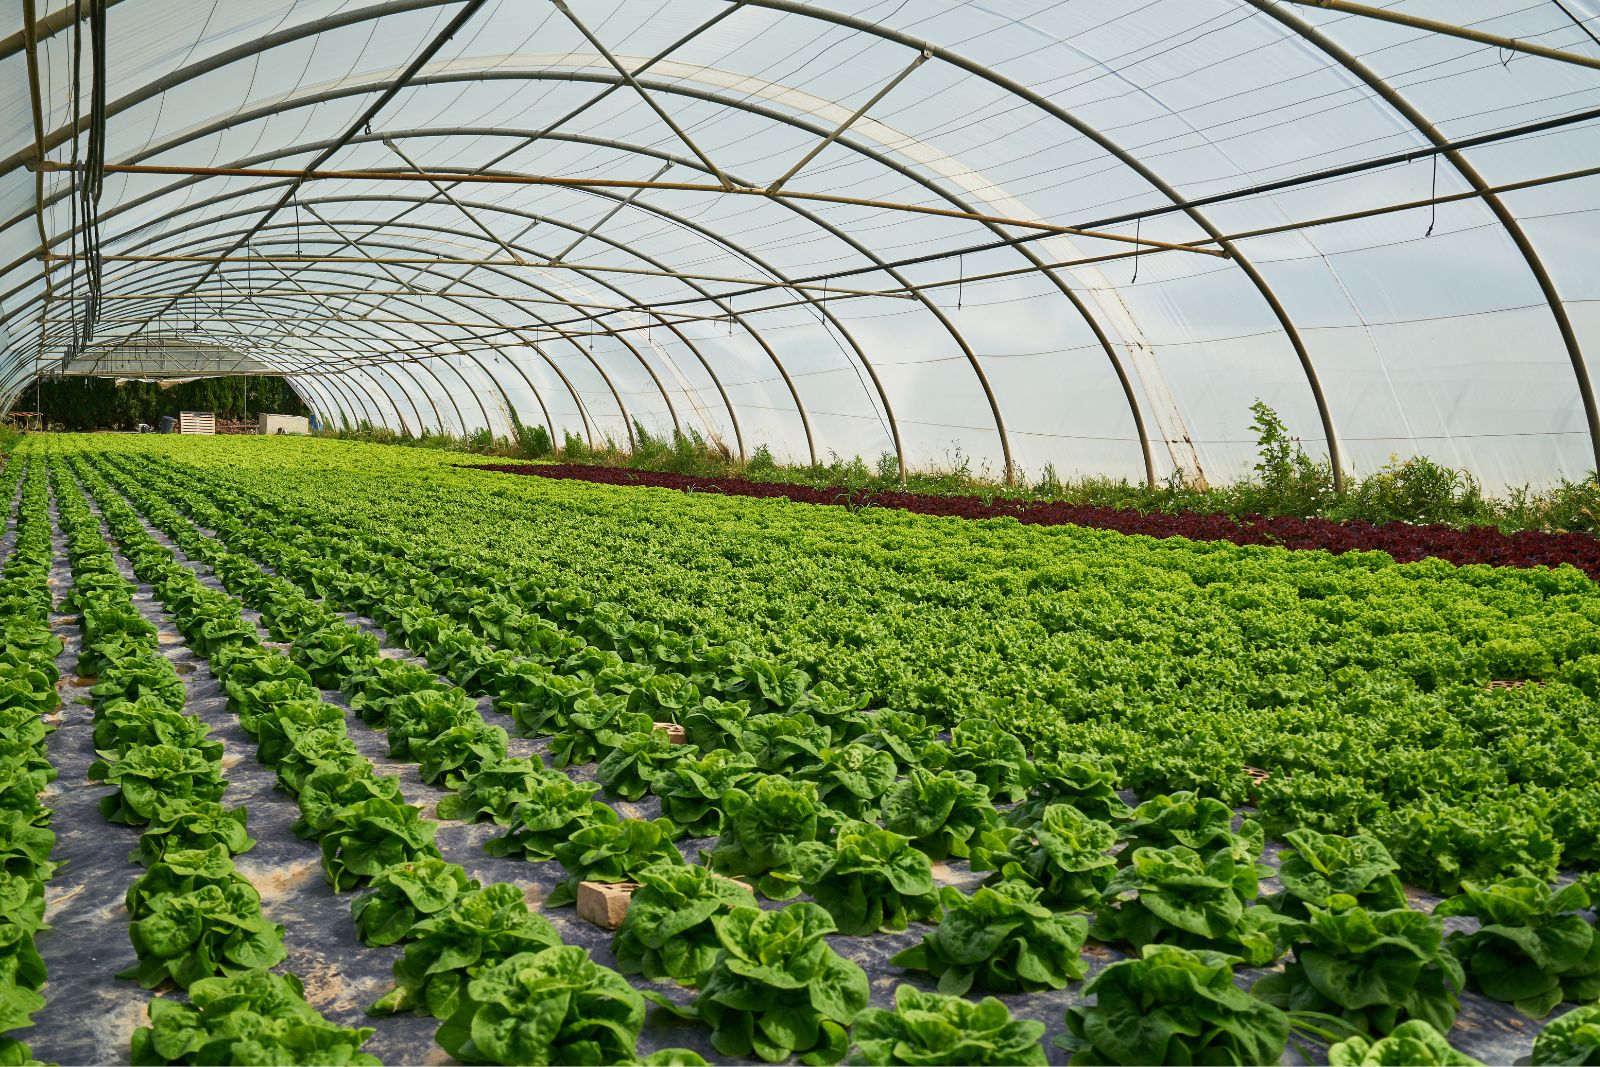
577, 881, 638, 929
654, 722, 687, 744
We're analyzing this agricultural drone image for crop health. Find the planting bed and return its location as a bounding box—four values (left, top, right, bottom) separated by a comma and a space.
471, 462, 1600, 579
2, 434, 1598, 1065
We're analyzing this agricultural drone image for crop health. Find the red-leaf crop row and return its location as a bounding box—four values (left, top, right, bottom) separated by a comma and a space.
469, 463, 1600, 579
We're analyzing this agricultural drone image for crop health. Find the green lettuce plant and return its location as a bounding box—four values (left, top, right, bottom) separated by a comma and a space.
890, 882, 1087, 995
289, 761, 405, 840
1267, 828, 1408, 918
434, 756, 559, 825
92, 699, 221, 763
125, 845, 255, 920
612, 862, 758, 986
121, 883, 286, 990
413, 719, 508, 788
134, 800, 254, 866
1093, 844, 1289, 965
648, 748, 761, 838
658, 903, 868, 1065
1531, 1003, 1600, 1066
924, 719, 1032, 804
341, 657, 444, 726
130, 969, 379, 1066
1252, 902, 1465, 1035
435, 945, 646, 1066
1008, 753, 1129, 826
1327, 1020, 1481, 1067
794, 744, 896, 820
973, 803, 1117, 911
351, 858, 479, 947
1436, 876, 1600, 1018
0, 811, 56, 883
880, 767, 996, 861
483, 776, 616, 861
848, 985, 1046, 1067
547, 817, 684, 908
794, 821, 939, 935
1119, 791, 1265, 866
90, 743, 226, 825
596, 726, 694, 801
707, 776, 838, 899
1057, 944, 1289, 1066
315, 797, 441, 891
370, 883, 563, 1019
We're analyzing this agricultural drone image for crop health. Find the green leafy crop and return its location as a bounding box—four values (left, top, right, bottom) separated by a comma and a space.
663, 903, 869, 1065
612, 862, 758, 986
130, 969, 378, 1066
1327, 1020, 1481, 1067
370, 883, 562, 1019
1436, 876, 1600, 1018
483, 775, 616, 861
1267, 828, 1407, 918
794, 744, 896, 821
1008, 754, 1129, 827
596, 726, 695, 801
1532, 1003, 1600, 1066
316, 797, 441, 891
546, 817, 684, 908
120, 883, 287, 990
708, 776, 839, 900
1058, 944, 1289, 1066
880, 767, 995, 862
1093, 844, 1289, 965
794, 820, 938, 935
648, 748, 761, 839
890, 882, 1087, 995
974, 803, 1117, 911
434, 756, 559, 826
90, 744, 226, 826
1252, 902, 1465, 1036
436, 945, 646, 1066
351, 858, 479, 947
848, 985, 1046, 1067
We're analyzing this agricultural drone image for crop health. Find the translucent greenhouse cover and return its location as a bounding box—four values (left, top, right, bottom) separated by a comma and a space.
2, 0, 1599, 490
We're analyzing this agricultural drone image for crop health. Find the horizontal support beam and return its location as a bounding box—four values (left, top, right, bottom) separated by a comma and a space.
1277, 0, 1600, 71
39, 160, 1228, 255
46, 250, 918, 298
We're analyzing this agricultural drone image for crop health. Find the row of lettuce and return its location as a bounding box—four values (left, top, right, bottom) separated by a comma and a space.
0, 460, 58, 1066
50, 457, 385, 1065
44, 440, 1600, 1066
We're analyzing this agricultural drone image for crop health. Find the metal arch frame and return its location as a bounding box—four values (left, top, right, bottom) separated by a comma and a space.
56, 252, 488, 435
734, 0, 1346, 489
242, 250, 487, 434
37, 292, 428, 432
5, 37, 1137, 481
63, 257, 534, 439
7, 115, 880, 473
7, 150, 842, 474
71, 231, 657, 448
8, 0, 1583, 483
90, 225, 670, 451
300, 206, 571, 444
1246, 0, 1600, 480
0, 14, 932, 479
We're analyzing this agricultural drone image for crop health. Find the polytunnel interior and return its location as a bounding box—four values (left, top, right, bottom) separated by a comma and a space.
3, 0, 1600, 490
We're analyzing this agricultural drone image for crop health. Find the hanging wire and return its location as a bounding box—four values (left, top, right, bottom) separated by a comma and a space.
1132, 217, 1142, 284
1425, 154, 1439, 238
957, 255, 964, 310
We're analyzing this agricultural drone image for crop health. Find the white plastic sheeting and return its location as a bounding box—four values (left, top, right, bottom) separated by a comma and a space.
2, 0, 1598, 489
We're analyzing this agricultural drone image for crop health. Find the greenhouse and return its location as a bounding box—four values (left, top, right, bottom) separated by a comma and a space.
2, 2, 1600, 1065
